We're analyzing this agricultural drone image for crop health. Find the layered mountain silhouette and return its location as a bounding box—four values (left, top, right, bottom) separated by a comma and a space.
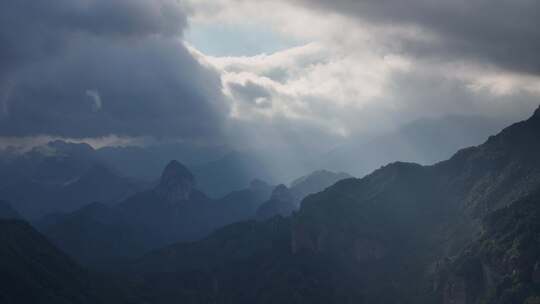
0, 164, 142, 220
256, 170, 351, 219
3, 107, 540, 303
40, 161, 350, 265
191, 151, 276, 198
0, 142, 144, 219
0, 141, 99, 187
321, 114, 511, 177
122, 107, 540, 303
39, 160, 273, 264
0, 141, 276, 218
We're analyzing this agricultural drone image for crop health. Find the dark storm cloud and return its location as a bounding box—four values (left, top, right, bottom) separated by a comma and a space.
294, 0, 540, 75
0, 0, 227, 140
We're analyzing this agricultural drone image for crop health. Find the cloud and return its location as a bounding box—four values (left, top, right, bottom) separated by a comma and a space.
2, 0, 540, 181
184, 0, 540, 176
0, 0, 227, 141
293, 0, 540, 76
186, 1, 540, 135
228, 81, 273, 109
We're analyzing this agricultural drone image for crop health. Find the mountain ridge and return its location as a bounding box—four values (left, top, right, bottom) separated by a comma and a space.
127, 105, 540, 303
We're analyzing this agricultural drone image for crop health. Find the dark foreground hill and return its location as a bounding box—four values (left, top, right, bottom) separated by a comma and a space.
436, 190, 540, 304
0, 219, 135, 304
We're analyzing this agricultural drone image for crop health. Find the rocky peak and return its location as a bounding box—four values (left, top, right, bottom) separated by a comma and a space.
155, 160, 195, 202
270, 184, 294, 202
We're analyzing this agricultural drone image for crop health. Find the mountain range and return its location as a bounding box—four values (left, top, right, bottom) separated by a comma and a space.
36, 161, 347, 266
121, 107, 540, 303
2, 107, 540, 303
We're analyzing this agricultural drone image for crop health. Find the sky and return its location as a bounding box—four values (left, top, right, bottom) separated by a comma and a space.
1, 0, 540, 173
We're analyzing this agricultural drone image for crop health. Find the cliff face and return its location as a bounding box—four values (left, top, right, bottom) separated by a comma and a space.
436, 107, 540, 217
111, 107, 540, 303
434, 190, 540, 304
155, 160, 195, 202
290, 108, 540, 302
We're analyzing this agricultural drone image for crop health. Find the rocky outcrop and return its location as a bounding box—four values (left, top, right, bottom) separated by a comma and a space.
434, 189, 540, 304
155, 160, 195, 202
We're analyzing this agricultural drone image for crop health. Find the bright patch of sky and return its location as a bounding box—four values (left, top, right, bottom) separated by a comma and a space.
185, 23, 303, 57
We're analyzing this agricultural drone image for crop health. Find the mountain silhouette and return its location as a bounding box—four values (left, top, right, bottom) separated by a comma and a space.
126, 106, 540, 303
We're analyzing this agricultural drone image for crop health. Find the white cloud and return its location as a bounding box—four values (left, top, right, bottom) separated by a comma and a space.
189, 40, 414, 138
182, 0, 540, 172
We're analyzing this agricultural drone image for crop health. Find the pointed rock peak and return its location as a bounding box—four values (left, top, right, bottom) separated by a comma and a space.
156, 160, 195, 201
271, 184, 294, 202
160, 160, 194, 184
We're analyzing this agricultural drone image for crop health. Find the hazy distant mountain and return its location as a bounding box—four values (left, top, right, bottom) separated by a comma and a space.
256, 170, 352, 219
124, 107, 540, 303
96, 142, 229, 182
191, 151, 276, 198
0, 141, 98, 188
256, 184, 296, 220
290, 170, 352, 202
0, 163, 143, 219
0, 140, 275, 202
0, 141, 145, 219
40, 160, 273, 264
97, 144, 274, 198
322, 114, 511, 178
